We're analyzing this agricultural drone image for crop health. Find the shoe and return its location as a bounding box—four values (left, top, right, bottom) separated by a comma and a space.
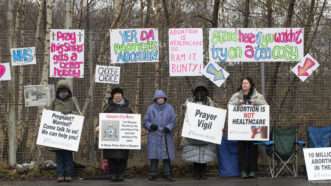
163, 175, 175, 182
110, 175, 117, 182
200, 174, 208, 180
248, 171, 256, 178
241, 171, 248, 179
148, 175, 157, 181
57, 177, 65, 182
193, 170, 200, 180
65, 176, 72, 182
117, 175, 124, 182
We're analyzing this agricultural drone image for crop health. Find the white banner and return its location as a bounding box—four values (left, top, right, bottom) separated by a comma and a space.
228, 105, 270, 141
11, 47, 36, 66
110, 28, 159, 64
202, 62, 229, 87
0, 63, 11, 81
209, 28, 304, 62
50, 29, 84, 78
95, 65, 120, 84
24, 85, 55, 107
304, 147, 331, 181
37, 109, 84, 151
182, 102, 226, 144
291, 54, 320, 82
99, 113, 141, 150
169, 28, 204, 76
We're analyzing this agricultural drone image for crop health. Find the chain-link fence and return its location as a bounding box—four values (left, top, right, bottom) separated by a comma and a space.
0, 25, 331, 170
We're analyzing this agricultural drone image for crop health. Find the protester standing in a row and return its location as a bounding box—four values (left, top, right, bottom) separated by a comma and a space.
182, 81, 217, 180
50, 80, 81, 183
144, 90, 176, 182
229, 77, 267, 178
102, 87, 133, 182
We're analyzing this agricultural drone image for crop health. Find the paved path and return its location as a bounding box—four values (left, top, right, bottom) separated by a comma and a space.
0, 177, 330, 186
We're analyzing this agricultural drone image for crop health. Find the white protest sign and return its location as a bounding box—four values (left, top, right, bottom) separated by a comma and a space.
291, 54, 320, 82
304, 147, 331, 181
110, 28, 159, 64
95, 65, 120, 84
202, 62, 229, 87
209, 28, 304, 62
11, 47, 36, 66
169, 28, 204, 76
181, 102, 226, 144
50, 29, 84, 78
37, 109, 84, 151
99, 113, 141, 150
24, 85, 55, 107
228, 105, 270, 141
0, 63, 11, 81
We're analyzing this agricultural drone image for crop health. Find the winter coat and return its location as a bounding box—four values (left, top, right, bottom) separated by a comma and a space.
228, 89, 267, 105
103, 98, 133, 160
182, 81, 217, 163
144, 90, 176, 160
48, 80, 80, 151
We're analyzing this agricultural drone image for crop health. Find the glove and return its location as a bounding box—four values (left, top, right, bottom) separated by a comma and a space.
150, 124, 158, 131
163, 127, 171, 134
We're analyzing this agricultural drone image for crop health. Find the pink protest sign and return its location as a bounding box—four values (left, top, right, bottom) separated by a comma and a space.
50, 29, 84, 78
169, 28, 204, 76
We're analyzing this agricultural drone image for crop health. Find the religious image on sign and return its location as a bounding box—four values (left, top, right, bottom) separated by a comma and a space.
99, 113, 141, 150
110, 28, 159, 64
168, 28, 204, 76
291, 54, 320, 82
181, 102, 226, 144
95, 65, 120, 84
228, 105, 270, 141
37, 109, 84, 152
24, 85, 55, 107
202, 62, 229, 87
50, 29, 85, 78
11, 47, 36, 66
0, 63, 11, 81
209, 28, 304, 62
303, 147, 331, 181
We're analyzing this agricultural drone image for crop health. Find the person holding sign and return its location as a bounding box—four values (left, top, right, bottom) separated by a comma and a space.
49, 80, 81, 182
182, 81, 217, 180
144, 90, 176, 182
99, 87, 133, 182
229, 77, 267, 179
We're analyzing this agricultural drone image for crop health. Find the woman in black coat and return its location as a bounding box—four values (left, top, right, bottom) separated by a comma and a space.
102, 87, 133, 182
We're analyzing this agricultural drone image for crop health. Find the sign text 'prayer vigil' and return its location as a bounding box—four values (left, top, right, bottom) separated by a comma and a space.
195, 109, 218, 130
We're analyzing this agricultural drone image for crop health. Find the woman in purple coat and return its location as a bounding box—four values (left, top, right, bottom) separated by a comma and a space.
144, 90, 176, 182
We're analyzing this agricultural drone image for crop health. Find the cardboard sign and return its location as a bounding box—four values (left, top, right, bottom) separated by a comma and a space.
304, 147, 331, 181
99, 113, 141, 150
50, 29, 84, 78
209, 28, 304, 62
291, 54, 320, 82
110, 28, 159, 63
228, 105, 270, 141
95, 65, 120, 84
202, 62, 229, 87
0, 63, 11, 81
11, 47, 36, 66
182, 102, 226, 144
37, 109, 84, 151
169, 28, 204, 76
24, 85, 55, 107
